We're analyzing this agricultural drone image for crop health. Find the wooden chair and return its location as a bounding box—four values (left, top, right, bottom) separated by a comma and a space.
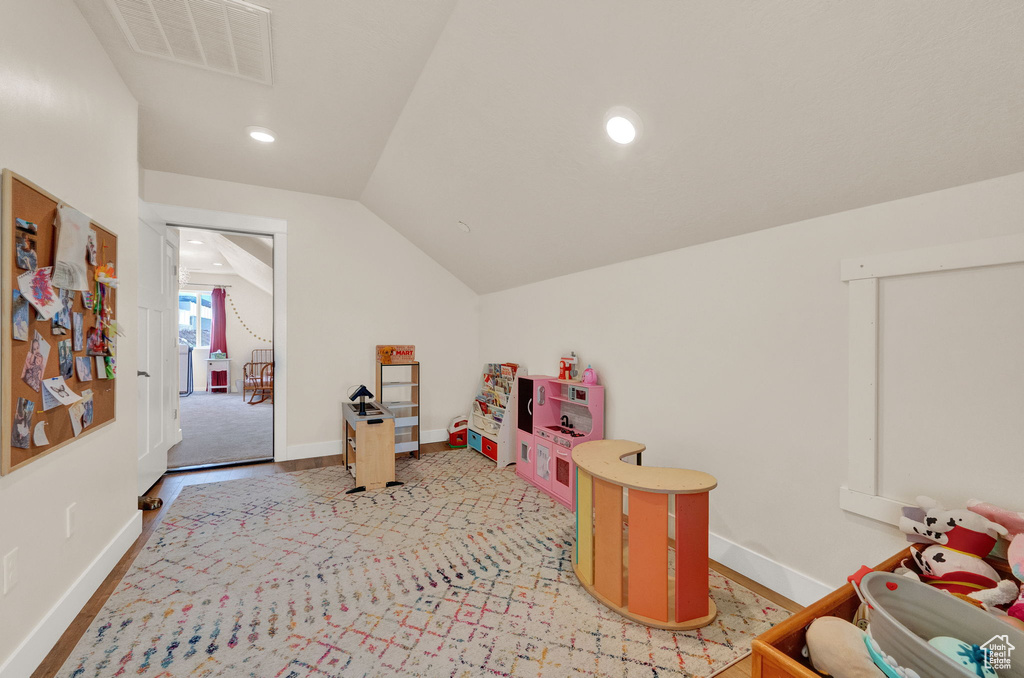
243, 349, 274, 404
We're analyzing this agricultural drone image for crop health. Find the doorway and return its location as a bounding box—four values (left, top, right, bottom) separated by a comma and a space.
168, 226, 274, 469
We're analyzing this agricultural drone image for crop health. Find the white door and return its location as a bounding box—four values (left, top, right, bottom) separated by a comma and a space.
137, 216, 178, 494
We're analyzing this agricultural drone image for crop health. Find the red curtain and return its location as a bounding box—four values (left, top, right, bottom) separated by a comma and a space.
209, 288, 228, 391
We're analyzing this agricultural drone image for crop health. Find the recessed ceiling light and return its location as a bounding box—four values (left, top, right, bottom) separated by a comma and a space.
457, 221, 471, 233
213, 262, 223, 266
605, 107, 642, 145
246, 126, 275, 143
606, 117, 635, 144
187, 239, 204, 245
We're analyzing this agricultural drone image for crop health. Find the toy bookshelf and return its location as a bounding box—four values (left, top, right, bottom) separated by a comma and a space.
469, 362, 523, 466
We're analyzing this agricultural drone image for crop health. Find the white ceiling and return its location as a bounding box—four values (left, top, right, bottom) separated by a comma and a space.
78, 1, 1024, 293
178, 227, 232, 274
74, 0, 458, 198
177, 227, 271, 277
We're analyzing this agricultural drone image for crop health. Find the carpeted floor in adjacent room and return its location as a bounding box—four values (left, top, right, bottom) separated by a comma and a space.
168, 390, 272, 468
60, 449, 789, 677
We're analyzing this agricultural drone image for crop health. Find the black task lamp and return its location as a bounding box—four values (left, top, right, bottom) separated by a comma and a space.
350, 385, 374, 416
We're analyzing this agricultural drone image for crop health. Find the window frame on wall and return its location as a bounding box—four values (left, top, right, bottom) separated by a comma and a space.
178, 289, 214, 349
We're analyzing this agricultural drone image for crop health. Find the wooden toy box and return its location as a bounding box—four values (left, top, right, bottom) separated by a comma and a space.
750, 547, 1015, 677
750, 550, 908, 677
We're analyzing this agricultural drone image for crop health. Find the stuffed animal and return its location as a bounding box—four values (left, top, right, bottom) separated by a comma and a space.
900, 496, 1007, 553
968, 499, 1024, 622
805, 617, 885, 678
900, 496, 1013, 598
908, 543, 1001, 594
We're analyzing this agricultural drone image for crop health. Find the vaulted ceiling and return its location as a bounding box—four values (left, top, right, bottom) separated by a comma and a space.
76, 0, 1024, 293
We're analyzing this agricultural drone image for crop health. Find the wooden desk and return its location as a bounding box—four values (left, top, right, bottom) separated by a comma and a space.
343, 401, 396, 492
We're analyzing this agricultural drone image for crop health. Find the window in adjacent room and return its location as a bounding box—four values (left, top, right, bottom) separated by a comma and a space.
178, 290, 213, 348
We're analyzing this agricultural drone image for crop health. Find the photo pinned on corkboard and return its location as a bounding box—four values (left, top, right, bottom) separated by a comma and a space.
12, 291, 29, 341
75, 356, 93, 382
15, 232, 37, 270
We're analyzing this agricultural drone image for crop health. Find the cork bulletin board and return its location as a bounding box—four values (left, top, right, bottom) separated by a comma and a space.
2, 170, 118, 475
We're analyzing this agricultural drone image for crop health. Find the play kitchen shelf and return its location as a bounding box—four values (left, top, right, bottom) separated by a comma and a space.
516, 376, 604, 508
375, 360, 420, 457
469, 363, 522, 465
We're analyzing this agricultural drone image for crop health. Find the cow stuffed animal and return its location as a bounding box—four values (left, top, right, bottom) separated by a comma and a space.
900, 496, 1013, 601
899, 496, 1007, 551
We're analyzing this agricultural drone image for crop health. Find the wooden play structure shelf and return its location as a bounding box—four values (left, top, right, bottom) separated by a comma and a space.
572, 440, 718, 631
376, 360, 419, 457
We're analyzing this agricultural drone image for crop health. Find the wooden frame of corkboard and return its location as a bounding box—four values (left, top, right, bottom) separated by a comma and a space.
2, 170, 118, 475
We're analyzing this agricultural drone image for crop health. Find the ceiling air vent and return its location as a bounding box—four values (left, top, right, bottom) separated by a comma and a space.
104, 0, 273, 85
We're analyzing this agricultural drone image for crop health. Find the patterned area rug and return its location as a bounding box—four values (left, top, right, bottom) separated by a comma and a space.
61, 449, 789, 677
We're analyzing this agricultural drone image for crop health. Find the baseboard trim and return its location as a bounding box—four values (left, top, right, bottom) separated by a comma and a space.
0, 511, 142, 678
285, 429, 446, 462
709, 532, 833, 607
284, 439, 343, 461
421, 428, 446, 444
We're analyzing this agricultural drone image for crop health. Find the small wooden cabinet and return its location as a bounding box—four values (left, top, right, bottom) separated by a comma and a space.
206, 357, 230, 393
343, 401, 396, 491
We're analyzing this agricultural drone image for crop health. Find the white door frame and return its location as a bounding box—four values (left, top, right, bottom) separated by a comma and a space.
143, 202, 288, 462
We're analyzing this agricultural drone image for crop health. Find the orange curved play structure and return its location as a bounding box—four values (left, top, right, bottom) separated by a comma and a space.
572, 439, 718, 630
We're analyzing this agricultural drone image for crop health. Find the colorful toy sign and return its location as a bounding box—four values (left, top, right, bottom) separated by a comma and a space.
376, 344, 415, 364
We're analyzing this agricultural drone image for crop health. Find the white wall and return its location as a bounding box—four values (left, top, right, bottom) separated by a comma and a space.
183, 272, 273, 392
141, 170, 481, 457
874, 261, 1024, 511
478, 171, 1024, 596
0, 0, 139, 674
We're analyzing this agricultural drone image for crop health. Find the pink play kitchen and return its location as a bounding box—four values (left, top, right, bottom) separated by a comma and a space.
515, 375, 604, 508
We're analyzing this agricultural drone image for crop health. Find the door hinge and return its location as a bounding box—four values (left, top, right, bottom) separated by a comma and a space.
173, 408, 178, 420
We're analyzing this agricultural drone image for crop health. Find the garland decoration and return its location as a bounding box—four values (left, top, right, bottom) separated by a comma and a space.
226, 291, 272, 343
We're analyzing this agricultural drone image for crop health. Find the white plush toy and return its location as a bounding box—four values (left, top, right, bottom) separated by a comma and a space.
899, 496, 1007, 549
900, 496, 1010, 597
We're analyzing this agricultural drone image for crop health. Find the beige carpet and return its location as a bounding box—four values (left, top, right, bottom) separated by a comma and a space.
61, 449, 789, 677
168, 390, 272, 468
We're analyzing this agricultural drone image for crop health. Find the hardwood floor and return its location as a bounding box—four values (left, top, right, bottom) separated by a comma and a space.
706, 560, 803, 677
31, 443, 802, 677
